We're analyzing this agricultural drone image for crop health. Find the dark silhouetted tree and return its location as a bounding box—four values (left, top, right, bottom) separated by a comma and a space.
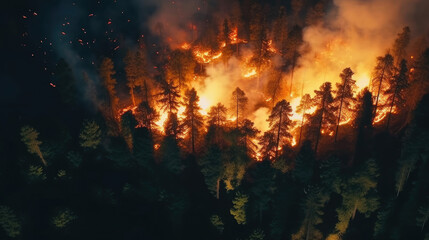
296, 94, 312, 145
267, 100, 294, 160
181, 88, 204, 154
306, 82, 336, 153
231, 87, 248, 128
392, 26, 410, 66
293, 140, 316, 186
371, 53, 395, 120
385, 59, 409, 130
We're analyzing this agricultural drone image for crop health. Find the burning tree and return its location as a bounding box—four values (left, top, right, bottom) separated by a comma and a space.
99, 57, 119, 134
384, 59, 409, 130
371, 53, 395, 122
231, 87, 248, 129
181, 88, 204, 154
306, 82, 336, 153
266, 100, 294, 161
333, 67, 357, 142
296, 93, 313, 146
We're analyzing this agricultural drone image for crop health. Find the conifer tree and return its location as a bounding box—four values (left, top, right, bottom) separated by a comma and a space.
333, 68, 356, 142
79, 120, 101, 149
297, 94, 312, 145
267, 100, 294, 160
335, 159, 379, 234
306, 82, 336, 153
385, 59, 409, 130
371, 53, 395, 119
20, 126, 46, 166
181, 88, 204, 154
293, 140, 315, 186
230, 192, 248, 225
392, 26, 410, 66
292, 186, 324, 240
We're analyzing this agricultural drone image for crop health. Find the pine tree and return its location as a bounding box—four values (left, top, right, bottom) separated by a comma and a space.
354, 88, 373, 164
293, 140, 315, 186
99, 57, 119, 134
267, 100, 294, 160
333, 68, 356, 142
20, 126, 46, 166
181, 88, 204, 154
53, 59, 77, 105
124, 50, 140, 106
79, 120, 101, 149
371, 53, 395, 120
167, 49, 195, 90
284, 26, 304, 96
395, 94, 429, 196
296, 94, 312, 145
385, 59, 409, 130
392, 26, 410, 66
230, 192, 248, 225
291, 186, 324, 240
207, 103, 228, 127
416, 200, 429, 231
258, 132, 276, 161
335, 159, 379, 234
160, 135, 182, 174
200, 144, 223, 199
306, 82, 336, 153
249, 160, 276, 224
0, 206, 21, 238
136, 45, 153, 105
158, 78, 180, 115
136, 101, 158, 132
273, 6, 288, 56
240, 119, 260, 160
231, 87, 248, 128
133, 127, 155, 169
121, 111, 138, 151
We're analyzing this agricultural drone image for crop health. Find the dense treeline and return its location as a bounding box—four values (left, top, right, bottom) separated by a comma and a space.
3, 0, 429, 239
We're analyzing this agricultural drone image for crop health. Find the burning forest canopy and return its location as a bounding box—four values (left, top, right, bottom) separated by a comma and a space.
3, 0, 429, 239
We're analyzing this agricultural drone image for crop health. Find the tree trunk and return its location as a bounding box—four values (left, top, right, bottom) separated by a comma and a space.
315, 105, 325, 154
191, 113, 195, 154
305, 220, 311, 240
374, 66, 386, 119
298, 109, 306, 146
216, 178, 220, 200
352, 201, 358, 220
275, 107, 283, 161
37, 149, 47, 166
335, 95, 345, 142
236, 97, 239, 129
290, 54, 296, 96
386, 86, 398, 130
130, 87, 136, 106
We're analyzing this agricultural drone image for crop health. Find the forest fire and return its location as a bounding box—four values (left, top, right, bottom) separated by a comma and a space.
13, 0, 429, 239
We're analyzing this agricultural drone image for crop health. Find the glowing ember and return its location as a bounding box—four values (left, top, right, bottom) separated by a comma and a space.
181, 42, 191, 50
243, 68, 257, 78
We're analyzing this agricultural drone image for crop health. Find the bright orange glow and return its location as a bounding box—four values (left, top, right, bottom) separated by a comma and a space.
181, 42, 191, 50
229, 27, 247, 44
118, 105, 138, 118
193, 48, 223, 64
243, 68, 257, 78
